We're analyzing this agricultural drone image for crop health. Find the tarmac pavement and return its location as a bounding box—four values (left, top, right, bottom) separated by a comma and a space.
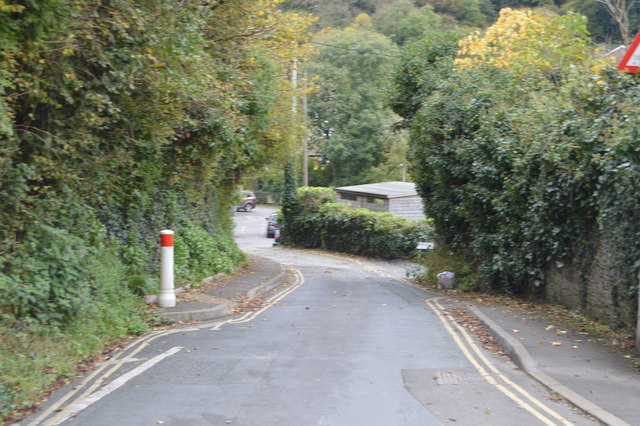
156, 253, 640, 426
468, 302, 640, 426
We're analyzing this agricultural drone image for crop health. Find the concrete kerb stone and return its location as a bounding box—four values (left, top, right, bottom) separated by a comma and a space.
159, 261, 287, 323
468, 305, 631, 426
161, 300, 236, 322
246, 266, 286, 300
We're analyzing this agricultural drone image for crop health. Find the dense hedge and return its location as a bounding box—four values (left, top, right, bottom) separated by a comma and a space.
0, 0, 313, 323
394, 21, 640, 327
282, 187, 432, 258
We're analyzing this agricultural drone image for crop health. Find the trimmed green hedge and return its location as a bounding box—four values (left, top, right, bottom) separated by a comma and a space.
283, 187, 432, 258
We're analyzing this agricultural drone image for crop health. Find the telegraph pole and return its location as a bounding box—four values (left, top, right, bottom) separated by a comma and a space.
302, 71, 309, 187
291, 58, 309, 186
291, 58, 298, 114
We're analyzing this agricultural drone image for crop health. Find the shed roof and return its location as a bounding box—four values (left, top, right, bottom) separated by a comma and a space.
335, 181, 419, 199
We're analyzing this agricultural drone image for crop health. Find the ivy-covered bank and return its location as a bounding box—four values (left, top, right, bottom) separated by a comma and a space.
394, 10, 640, 329
0, 0, 313, 418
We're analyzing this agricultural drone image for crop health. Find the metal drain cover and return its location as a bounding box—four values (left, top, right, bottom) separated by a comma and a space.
434, 370, 484, 385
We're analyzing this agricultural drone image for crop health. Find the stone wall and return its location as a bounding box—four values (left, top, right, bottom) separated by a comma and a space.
545, 232, 637, 330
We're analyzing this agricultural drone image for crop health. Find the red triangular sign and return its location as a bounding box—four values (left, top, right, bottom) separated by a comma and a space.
618, 32, 640, 72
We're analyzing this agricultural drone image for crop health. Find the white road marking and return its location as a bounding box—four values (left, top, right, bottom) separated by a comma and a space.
52, 346, 183, 425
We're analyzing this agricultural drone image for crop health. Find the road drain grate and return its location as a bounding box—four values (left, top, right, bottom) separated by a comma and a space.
434, 371, 484, 385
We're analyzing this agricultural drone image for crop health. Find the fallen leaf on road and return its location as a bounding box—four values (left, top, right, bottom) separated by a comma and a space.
551, 341, 563, 346
445, 308, 507, 356
513, 329, 520, 333
545, 325, 555, 331
539, 340, 545, 344
556, 330, 568, 335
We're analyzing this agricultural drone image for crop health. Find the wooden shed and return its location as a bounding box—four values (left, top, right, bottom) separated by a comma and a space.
334, 181, 425, 220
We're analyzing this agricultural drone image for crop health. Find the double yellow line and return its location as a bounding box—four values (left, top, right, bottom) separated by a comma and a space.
274, 250, 573, 425
210, 266, 305, 329
30, 266, 304, 426
426, 297, 573, 426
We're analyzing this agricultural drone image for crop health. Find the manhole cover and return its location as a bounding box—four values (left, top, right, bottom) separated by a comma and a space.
434, 371, 484, 385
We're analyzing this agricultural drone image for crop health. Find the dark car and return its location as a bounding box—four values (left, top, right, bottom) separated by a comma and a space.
236, 191, 257, 212
266, 212, 279, 238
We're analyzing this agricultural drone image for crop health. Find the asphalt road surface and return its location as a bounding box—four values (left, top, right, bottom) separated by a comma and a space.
24, 205, 597, 425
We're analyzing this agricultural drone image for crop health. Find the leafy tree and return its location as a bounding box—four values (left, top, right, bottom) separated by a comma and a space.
454, 8, 605, 81
280, 163, 298, 243
391, 30, 464, 121
424, 0, 492, 27
304, 25, 400, 186
594, 0, 639, 43
562, 0, 622, 42
373, 1, 443, 45
281, 0, 391, 29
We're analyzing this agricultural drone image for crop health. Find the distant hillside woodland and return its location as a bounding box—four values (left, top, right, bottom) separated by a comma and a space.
1, 0, 640, 418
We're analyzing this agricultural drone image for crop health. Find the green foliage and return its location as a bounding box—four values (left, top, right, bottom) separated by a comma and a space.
0, 249, 152, 418
295, 186, 337, 210
1, 0, 312, 325
280, 163, 299, 243
283, 187, 432, 258
413, 245, 476, 291
426, 0, 492, 27
373, 1, 442, 45
174, 222, 245, 286
396, 8, 640, 327
304, 25, 401, 186
391, 30, 464, 121
0, 224, 95, 325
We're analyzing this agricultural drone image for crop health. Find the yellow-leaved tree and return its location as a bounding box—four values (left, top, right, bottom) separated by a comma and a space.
454, 8, 609, 75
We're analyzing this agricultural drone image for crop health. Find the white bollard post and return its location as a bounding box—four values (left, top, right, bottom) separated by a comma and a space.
159, 230, 176, 308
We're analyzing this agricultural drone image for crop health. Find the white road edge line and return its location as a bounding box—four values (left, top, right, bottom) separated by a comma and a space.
51, 346, 184, 425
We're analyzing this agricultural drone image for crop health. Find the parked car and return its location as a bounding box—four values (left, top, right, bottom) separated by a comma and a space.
236, 191, 257, 212
266, 212, 279, 238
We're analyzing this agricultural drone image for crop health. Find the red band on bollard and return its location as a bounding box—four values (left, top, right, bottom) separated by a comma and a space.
160, 233, 173, 247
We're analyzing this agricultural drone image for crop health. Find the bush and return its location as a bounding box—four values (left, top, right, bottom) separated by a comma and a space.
0, 225, 95, 325
283, 187, 432, 258
412, 246, 476, 291
174, 222, 246, 286
395, 12, 640, 327
0, 249, 152, 419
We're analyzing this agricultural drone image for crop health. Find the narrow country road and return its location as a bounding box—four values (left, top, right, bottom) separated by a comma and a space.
23, 206, 596, 425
